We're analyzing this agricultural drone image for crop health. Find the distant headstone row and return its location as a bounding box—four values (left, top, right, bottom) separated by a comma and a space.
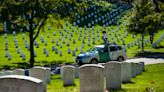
152, 32, 164, 48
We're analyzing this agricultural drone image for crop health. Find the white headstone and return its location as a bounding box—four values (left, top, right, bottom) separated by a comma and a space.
59, 51, 62, 56
13, 69, 25, 75
0, 72, 4, 76
139, 62, 145, 71
105, 62, 121, 89
75, 67, 79, 78
135, 63, 140, 75
29, 66, 49, 85
121, 62, 131, 83
68, 48, 71, 54
43, 48, 46, 54
80, 64, 104, 92
72, 50, 76, 56
0, 75, 45, 92
131, 62, 136, 78
22, 54, 26, 60
55, 48, 58, 54
8, 54, 12, 60
52, 46, 55, 51
60, 44, 62, 48
45, 51, 49, 57
52, 38, 54, 43
75, 46, 78, 51
60, 65, 75, 86
4, 70, 14, 75
45, 67, 51, 84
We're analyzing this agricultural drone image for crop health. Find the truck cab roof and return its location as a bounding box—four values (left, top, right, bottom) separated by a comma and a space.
94, 44, 120, 48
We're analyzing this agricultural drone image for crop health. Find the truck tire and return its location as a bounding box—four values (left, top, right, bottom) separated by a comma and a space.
90, 59, 98, 64
117, 56, 124, 62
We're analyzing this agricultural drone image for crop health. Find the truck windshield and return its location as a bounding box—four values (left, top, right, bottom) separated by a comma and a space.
89, 47, 103, 52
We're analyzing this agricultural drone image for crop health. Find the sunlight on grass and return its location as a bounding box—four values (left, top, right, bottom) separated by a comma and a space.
46, 64, 164, 92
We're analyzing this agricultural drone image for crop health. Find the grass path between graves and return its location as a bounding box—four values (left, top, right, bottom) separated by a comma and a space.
47, 63, 164, 92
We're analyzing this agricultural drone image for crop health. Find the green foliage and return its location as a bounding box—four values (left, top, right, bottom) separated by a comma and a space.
127, 0, 163, 51
128, 0, 156, 34
144, 13, 163, 35
0, 23, 3, 32
128, 0, 163, 34
0, 0, 62, 30
0, 0, 67, 67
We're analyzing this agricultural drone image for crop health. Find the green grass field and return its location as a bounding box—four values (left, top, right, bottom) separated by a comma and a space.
47, 63, 164, 92
0, 1, 164, 92
0, 2, 164, 70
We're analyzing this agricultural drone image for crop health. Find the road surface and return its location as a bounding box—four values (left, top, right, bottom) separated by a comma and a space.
124, 57, 164, 65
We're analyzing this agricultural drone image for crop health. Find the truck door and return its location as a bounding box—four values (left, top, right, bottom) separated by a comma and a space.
98, 47, 110, 63
109, 46, 118, 60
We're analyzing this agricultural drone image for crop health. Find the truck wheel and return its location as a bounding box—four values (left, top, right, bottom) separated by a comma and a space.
117, 56, 124, 62
91, 59, 98, 64
78, 63, 83, 66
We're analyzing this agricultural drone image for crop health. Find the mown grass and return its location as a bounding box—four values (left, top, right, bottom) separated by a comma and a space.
122, 64, 164, 92
47, 63, 164, 92
0, 2, 163, 70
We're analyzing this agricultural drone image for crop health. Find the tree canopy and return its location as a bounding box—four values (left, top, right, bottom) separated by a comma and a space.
127, 0, 163, 51
0, 0, 65, 67
0, 0, 86, 67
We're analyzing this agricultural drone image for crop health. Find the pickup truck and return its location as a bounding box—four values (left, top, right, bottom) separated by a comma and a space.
76, 44, 127, 65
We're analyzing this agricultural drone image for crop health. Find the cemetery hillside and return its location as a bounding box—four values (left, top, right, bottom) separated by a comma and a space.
0, 0, 164, 92
0, 0, 163, 69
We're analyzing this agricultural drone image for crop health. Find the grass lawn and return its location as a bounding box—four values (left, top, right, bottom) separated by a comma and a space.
0, 1, 163, 70
47, 63, 164, 92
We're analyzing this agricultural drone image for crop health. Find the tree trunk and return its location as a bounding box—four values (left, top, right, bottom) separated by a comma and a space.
128, 0, 131, 6
29, 11, 35, 68
141, 33, 144, 52
150, 34, 154, 44
29, 33, 35, 68
153, 0, 160, 12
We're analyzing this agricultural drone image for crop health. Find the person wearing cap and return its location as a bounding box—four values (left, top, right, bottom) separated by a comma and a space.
102, 31, 108, 44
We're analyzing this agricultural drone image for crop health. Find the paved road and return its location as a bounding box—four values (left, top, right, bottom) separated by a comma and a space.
124, 58, 164, 65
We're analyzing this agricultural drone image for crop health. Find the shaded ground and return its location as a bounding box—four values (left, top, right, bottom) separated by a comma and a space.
134, 51, 164, 59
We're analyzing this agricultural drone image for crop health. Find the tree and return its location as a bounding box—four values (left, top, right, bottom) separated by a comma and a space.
0, 0, 64, 67
143, 13, 163, 44
152, 0, 164, 12
127, 0, 163, 52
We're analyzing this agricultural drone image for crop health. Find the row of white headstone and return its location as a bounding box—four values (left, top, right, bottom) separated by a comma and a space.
152, 32, 164, 48
0, 66, 51, 92
32, 25, 130, 56
74, 5, 129, 26
69, 4, 129, 27
2, 6, 130, 60
5, 47, 26, 60
60, 61, 144, 92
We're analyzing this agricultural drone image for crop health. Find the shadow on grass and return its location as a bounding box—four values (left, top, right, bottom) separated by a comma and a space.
50, 60, 64, 65
35, 60, 64, 67
1, 65, 13, 70
106, 88, 126, 92
134, 51, 164, 59
64, 84, 76, 87
122, 81, 135, 84
154, 45, 164, 49
12, 62, 30, 69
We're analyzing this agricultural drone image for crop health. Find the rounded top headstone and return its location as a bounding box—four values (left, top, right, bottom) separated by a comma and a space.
0, 75, 42, 83
80, 64, 104, 69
